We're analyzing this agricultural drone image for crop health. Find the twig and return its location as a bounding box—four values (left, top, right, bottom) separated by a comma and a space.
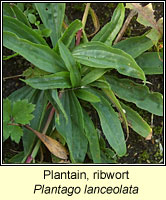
82, 3, 91, 30
8, 122, 22, 126
41, 106, 55, 134
151, 114, 154, 128
10, 149, 21, 153
26, 106, 55, 163
114, 10, 137, 45
76, 3, 91, 46
3, 74, 23, 80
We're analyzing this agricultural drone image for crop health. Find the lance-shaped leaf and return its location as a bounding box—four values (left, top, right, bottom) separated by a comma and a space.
12, 4, 31, 27
3, 3, 15, 17
23, 67, 50, 79
54, 19, 83, 51
25, 125, 68, 159
22, 91, 48, 163
146, 18, 163, 45
83, 109, 101, 163
90, 78, 111, 89
120, 102, 152, 138
3, 16, 47, 45
81, 68, 108, 86
89, 88, 126, 157
35, 3, 65, 47
72, 41, 146, 81
22, 72, 71, 90
3, 32, 65, 73
58, 40, 81, 87
8, 86, 36, 101
55, 91, 88, 163
60, 19, 82, 47
3, 98, 11, 122
45, 89, 68, 123
106, 75, 163, 116
92, 3, 125, 44
100, 138, 117, 163
7, 151, 25, 164
135, 52, 163, 74
102, 88, 129, 135
8, 88, 47, 162
28, 13, 36, 24
75, 88, 100, 103
101, 149, 117, 163
113, 35, 153, 58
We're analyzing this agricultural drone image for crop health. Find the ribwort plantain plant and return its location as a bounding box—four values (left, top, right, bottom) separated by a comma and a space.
3, 3, 163, 163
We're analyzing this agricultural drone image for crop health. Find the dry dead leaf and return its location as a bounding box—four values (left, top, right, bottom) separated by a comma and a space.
87, 7, 100, 38
145, 130, 153, 140
126, 3, 162, 35
58, 160, 70, 164
37, 134, 68, 160
25, 125, 68, 159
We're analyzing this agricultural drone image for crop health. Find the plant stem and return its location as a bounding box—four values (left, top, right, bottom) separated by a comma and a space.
114, 10, 137, 45
102, 88, 129, 141
3, 52, 19, 60
3, 74, 22, 80
42, 106, 55, 134
26, 106, 55, 163
76, 3, 90, 46
82, 29, 89, 43
76, 29, 83, 46
63, 21, 68, 29
8, 122, 20, 126
82, 3, 91, 30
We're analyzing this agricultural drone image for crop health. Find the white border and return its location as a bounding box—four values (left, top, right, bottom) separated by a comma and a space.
1, 1, 165, 166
